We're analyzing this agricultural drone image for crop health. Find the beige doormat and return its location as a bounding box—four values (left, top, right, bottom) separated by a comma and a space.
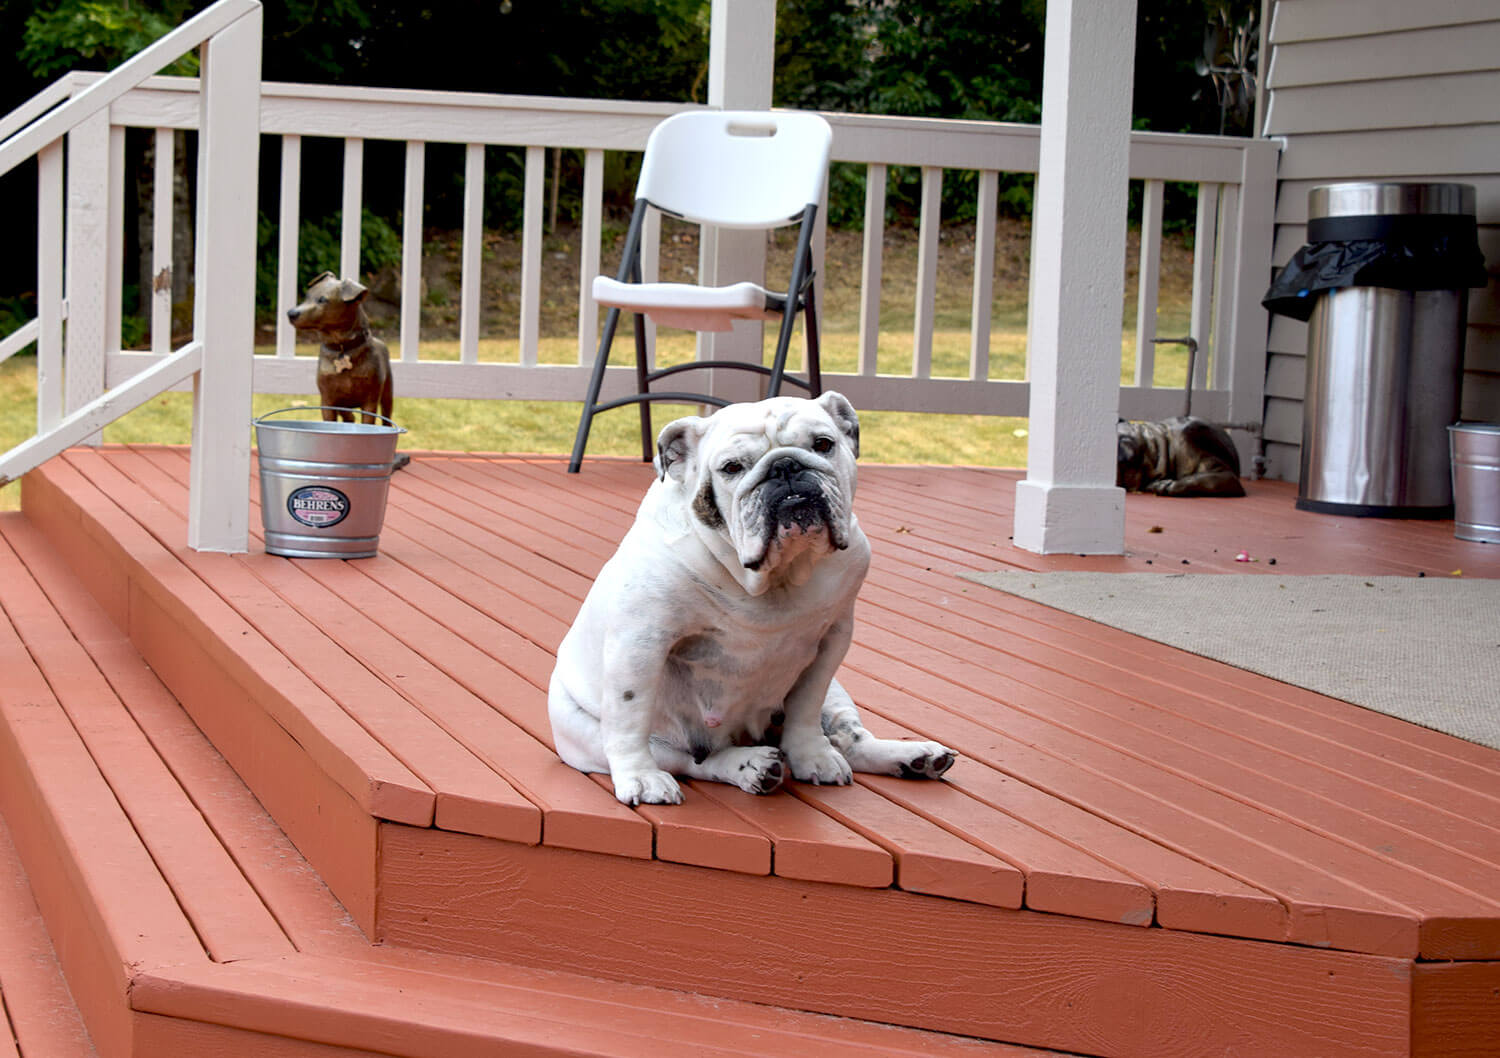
960, 571, 1500, 750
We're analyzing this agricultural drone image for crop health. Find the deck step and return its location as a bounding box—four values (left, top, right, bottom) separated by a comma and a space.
0, 508, 1055, 1058
12, 448, 1500, 1057
0, 812, 99, 1058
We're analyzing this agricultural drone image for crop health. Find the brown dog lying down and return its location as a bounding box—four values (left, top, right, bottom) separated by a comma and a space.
1116, 416, 1245, 497
287, 272, 394, 425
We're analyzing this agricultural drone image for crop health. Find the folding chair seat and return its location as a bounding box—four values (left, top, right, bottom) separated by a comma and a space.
568, 110, 833, 472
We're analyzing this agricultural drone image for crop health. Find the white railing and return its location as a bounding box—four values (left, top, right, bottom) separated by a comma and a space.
0, 0, 262, 552
89, 79, 1276, 426
4, 48, 1277, 549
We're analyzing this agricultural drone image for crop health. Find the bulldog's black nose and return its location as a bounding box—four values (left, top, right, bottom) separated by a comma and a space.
768, 455, 808, 482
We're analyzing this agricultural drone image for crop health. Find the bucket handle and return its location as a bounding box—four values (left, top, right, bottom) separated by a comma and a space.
255, 406, 406, 433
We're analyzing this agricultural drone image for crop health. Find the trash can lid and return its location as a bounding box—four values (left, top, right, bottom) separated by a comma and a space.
1310, 182, 1475, 221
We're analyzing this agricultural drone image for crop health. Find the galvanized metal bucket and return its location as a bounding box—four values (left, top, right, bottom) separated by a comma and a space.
254, 407, 406, 558
1449, 423, 1500, 544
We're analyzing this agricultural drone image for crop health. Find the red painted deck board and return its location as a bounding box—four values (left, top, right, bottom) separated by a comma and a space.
0, 522, 293, 965
7, 447, 1500, 1055
0, 504, 1070, 1058
30, 448, 1500, 956
39, 453, 435, 827
852, 593, 1500, 916
0, 811, 98, 1058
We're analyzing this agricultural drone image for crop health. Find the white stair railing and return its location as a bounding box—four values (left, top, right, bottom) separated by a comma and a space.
0, 0, 262, 553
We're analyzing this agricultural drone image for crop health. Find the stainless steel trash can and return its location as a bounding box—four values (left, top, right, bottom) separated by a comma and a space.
1298, 183, 1475, 517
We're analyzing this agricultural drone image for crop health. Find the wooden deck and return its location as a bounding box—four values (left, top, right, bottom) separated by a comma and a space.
3, 445, 1499, 1057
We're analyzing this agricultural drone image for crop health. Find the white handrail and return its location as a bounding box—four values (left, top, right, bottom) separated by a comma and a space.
0, 0, 259, 179
0, 342, 203, 487
0, 74, 81, 144
0, 320, 39, 365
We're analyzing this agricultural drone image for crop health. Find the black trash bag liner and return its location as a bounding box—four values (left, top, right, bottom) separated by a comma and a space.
1263, 213, 1488, 322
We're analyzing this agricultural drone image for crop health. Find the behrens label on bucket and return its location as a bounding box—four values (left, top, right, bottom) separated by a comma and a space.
287, 485, 351, 528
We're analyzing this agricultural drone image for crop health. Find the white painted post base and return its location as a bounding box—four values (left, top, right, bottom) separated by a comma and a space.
1012, 479, 1125, 555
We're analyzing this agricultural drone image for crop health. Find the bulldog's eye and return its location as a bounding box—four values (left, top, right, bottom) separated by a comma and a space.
720, 460, 744, 476
811, 436, 835, 454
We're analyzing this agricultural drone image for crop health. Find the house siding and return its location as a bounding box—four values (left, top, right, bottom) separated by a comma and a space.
1260, 0, 1500, 482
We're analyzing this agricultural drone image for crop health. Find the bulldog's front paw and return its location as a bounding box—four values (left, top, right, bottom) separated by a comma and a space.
613, 769, 683, 806
897, 742, 958, 780
782, 735, 854, 786
730, 746, 787, 795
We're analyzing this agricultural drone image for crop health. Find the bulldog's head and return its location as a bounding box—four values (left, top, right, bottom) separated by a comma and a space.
656, 392, 861, 587
1116, 419, 1150, 492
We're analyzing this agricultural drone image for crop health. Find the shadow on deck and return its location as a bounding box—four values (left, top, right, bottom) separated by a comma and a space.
2, 446, 1498, 1057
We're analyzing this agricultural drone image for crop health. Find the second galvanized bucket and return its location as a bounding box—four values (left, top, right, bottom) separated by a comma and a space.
254, 407, 406, 559
1450, 422, 1500, 544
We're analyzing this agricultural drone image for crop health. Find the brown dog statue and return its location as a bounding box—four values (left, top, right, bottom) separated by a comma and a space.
287, 272, 394, 425
1116, 416, 1245, 497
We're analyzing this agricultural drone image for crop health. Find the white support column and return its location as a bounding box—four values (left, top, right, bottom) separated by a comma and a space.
1013, 0, 1136, 555
188, 6, 261, 553
702, 0, 775, 405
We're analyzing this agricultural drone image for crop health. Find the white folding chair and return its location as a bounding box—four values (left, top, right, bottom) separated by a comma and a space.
568, 110, 833, 472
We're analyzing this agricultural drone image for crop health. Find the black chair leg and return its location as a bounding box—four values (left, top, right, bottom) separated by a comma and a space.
568, 199, 649, 473
766, 206, 817, 397
633, 312, 653, 463
804, 281, 822, 396
569, 305, 623, 473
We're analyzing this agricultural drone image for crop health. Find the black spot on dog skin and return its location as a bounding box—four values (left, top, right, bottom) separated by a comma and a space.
691, 737, 712, 765
622, 690, 635, 701
670, 634, 723, 665
693, 480, 724, 530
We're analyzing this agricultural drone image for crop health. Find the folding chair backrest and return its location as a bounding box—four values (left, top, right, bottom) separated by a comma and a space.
635, 110, 833, 231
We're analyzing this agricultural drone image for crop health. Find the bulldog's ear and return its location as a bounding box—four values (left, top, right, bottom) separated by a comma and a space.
656, 415, 708, 482
338, 277, 369, 303
817, 391, 860, 459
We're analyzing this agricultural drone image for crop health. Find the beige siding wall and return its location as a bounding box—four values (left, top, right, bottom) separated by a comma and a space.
1261, 0, 1500, 481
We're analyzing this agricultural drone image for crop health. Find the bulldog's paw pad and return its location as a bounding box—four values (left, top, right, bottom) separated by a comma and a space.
735, 748, 787, 795
897, 746, 957, 780
614, 769, 683, 806
787, 746, 854, 787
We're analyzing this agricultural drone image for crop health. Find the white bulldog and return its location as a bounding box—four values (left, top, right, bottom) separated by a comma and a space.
549, 391, 956, 806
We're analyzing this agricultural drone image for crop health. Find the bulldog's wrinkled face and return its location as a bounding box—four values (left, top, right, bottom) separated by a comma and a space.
658, 392, 861, 576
